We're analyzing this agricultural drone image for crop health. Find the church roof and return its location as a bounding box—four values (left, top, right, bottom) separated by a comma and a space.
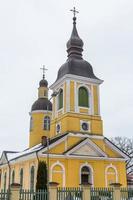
0, 133, 69, 164
55, 14, 101, 83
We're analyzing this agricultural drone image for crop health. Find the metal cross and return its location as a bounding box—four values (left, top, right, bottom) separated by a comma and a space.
70, 7, 79, 18
40, 65, 48, 79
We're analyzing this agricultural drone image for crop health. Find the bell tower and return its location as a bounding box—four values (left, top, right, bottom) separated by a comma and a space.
29, 67, 52, 148
50, 8, 103, 138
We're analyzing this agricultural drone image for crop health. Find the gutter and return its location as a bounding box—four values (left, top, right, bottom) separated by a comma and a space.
5, 152, 11, 191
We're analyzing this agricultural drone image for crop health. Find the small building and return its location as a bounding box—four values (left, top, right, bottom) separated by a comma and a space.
0, 12, 129, 189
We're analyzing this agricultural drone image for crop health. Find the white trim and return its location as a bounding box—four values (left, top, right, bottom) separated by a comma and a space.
105, 139, 129, 160
97, 86, 100, 115
0, 153, 127, 168
105, 163, 118, 187
63, 84, 65, 114
68, 133, 104, 139
91, 84, 94, 115
65, 138, 108, 157
50, 74, 103, 89
66, 80, 70, 112
50, 161, 65, 187
74, 81, 77, 112
41, 153, 127, 161
79, 162, 94, 186
30, 110, 52, 114
80, 120, 91, 133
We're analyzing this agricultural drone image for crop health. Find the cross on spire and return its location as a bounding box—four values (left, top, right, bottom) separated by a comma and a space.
40, 65, 48, 79
70, 7, 79, 18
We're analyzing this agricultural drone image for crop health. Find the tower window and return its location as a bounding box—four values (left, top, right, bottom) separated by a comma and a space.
44, 116, 50, 130
58, 89, 63, 110
78, 87, 89, 107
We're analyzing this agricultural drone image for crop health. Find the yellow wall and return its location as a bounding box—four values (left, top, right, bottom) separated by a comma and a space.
49, 158, 127, 187
50, 113, 103, 136
29, 112, 51, 148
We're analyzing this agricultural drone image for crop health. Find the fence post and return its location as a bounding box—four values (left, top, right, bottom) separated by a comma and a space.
10, 183, 21, 200
80, 183, 91, 200
111, 183, 122, 200
49, 182, 59, 200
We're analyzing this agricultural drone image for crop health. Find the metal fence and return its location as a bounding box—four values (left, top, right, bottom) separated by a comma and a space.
57, 187, 83, 200
0, 190, 10, 200
121, 188, 133, 200
19, 190, 48, 200
91, 188, 114, 200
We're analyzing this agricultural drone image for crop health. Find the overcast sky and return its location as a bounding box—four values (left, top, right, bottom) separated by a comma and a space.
0, 0, 133, 153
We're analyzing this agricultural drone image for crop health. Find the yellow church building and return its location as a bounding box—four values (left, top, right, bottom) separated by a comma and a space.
0, 11, 129, 190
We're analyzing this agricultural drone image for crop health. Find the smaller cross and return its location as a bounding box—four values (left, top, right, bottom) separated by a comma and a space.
40, 65, 48, 79
70, 7, 79, 18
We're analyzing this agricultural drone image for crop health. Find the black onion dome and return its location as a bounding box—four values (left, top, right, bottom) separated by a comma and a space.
31, 98, 52, 111
39, 79, 48, 87
57, 58, 99, 80
55, 16, 100, 82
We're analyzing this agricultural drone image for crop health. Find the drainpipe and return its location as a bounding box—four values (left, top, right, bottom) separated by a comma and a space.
5, 152, 11, 192
36, 151, 39, 164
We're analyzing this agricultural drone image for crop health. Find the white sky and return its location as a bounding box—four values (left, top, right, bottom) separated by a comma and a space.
0, 0, 133, 153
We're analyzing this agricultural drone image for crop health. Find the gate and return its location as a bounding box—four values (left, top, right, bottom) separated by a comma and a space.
91, 188, 114, 200
57, 188, 83, 200
19, 190, 48, 200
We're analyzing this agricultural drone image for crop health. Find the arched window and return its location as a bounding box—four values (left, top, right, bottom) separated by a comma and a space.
44, 116, 50, 130
20, 168, 23, 188
30, 117, 33, 131
78, 87, 89, 107
11, 170, 15, 184
105, 166, 118, 186
50, 162, 65, 187
81, 166, 91, 184
4, 172, 6, 190
30, 166, 35, 190
58, 89, 63, 110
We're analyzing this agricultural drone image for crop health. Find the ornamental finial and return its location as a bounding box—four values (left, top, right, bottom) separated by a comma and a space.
40, 65, 48, 79
70, 7, 79, 24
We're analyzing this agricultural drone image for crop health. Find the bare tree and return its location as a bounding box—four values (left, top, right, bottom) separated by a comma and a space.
111, 137, 133, 175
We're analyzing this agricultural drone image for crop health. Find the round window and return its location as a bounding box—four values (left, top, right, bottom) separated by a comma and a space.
56, 124, 61, 133
82, 122, 88, 131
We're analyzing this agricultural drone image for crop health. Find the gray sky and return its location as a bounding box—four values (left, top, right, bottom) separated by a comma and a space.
0, 0, 133, 153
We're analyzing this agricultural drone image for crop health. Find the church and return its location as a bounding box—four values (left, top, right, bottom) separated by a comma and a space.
0, 9, 129, 190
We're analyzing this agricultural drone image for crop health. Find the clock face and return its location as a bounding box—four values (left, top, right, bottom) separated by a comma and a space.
56, 124, 61, 133
82, 122, 88, 131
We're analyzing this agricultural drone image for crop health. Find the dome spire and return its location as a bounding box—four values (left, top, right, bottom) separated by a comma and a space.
40, 65, 48, 80
67, 7, 84, 59
39, 65, 48, 87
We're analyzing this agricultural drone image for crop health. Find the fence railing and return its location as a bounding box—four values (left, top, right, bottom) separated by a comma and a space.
19, 190, 48, 200
57, 187, 83, 200
91, 188, 114, 200
121, 188, 133, 200
1, 185, 133, 200
0, 190, 10, 200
